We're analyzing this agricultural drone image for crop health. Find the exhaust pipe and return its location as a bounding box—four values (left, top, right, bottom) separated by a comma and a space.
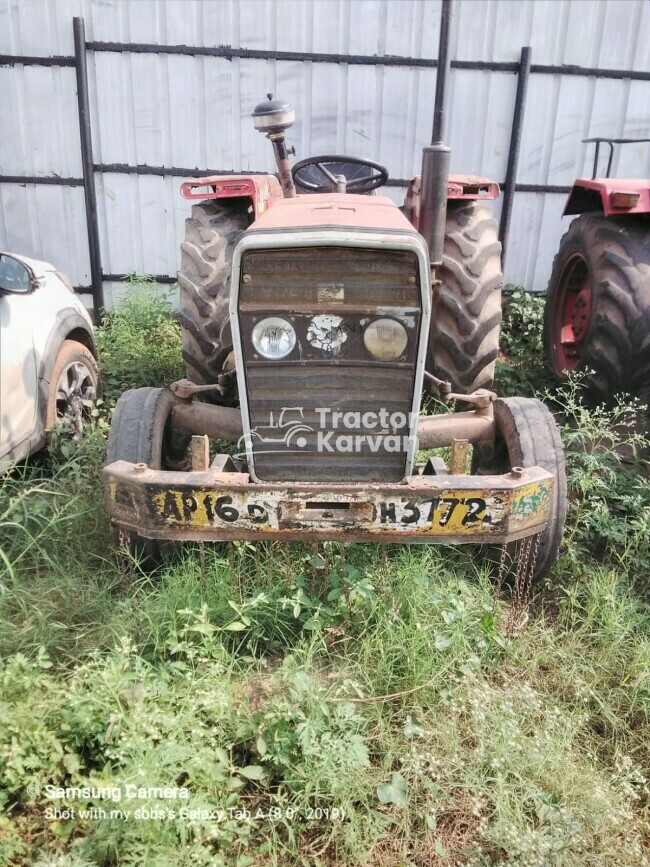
418, 0, 454, 266
419, 143, 451, 267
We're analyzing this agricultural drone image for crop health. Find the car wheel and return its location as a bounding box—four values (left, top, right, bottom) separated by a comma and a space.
46, 339, 100, 441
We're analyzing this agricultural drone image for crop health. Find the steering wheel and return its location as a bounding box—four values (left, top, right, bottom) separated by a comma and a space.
292, 155, 389, 194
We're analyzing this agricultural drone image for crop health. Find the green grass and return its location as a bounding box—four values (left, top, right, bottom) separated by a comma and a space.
1, 289, 649, 866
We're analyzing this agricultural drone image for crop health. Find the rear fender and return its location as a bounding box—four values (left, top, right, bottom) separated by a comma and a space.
180, 174, 283, 219
402, 174, 500, 230
564, 178, 650, 217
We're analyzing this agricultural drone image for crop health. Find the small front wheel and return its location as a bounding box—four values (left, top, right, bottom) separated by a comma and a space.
106, 387, 190, 568
475, 397, 567, 583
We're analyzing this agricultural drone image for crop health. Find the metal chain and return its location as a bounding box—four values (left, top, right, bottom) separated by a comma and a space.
515, 530, 543, 607
527, 531, 542, 587
516, 534, 533, 591
117, 527, 133, 576
497, 540, 509, 584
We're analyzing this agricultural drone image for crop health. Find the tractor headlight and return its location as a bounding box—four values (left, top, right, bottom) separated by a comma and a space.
252, 316, 296, 359
363, 318, 408, 361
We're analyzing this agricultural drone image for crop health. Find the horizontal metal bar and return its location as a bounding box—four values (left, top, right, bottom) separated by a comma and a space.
0, 174, 84, 186
530, 63, 650, 82
172, 401, 243, 443
72, 273, 178, 293
169, 397, 494, 448
102, 273, 178, 283
2, 169, 572, 197
97, 163, 415, 187
3, 44, 649, 82
583, 137, 650, 144
85, 41, 650, 81
95, 162, 262, 178
0, 53, 75, 67
86, 40, 446, 67
506, 183, 571, 194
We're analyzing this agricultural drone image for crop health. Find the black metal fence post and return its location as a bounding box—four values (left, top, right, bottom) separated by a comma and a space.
431, 0, 453, 144
419, 0, 453, 267
73, 16, 104, 314
499, 46, 532, 266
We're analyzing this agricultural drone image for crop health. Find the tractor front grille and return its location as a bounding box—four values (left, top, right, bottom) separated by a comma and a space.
237, 246, 423, 483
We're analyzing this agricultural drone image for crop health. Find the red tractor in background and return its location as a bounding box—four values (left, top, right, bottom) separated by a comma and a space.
543, 137, 650, 403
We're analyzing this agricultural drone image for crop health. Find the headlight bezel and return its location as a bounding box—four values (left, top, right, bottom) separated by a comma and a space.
251, 316, 297, 360
362, 316, 409, 361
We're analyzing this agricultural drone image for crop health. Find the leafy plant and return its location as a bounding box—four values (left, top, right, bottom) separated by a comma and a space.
500, 287, 545, 357
496, 287, 548, 396
95, 280, 183, 402
551, 375, 650, 574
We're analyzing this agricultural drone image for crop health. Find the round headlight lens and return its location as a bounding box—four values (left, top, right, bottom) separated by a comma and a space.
251, 316, 296, 359
363, 318, 408, 361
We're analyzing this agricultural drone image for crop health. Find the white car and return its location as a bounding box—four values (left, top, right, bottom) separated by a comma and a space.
0, 252, 99, 472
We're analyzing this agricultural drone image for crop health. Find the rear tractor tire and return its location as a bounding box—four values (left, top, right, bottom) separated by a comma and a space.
475, 397, 567, 584
178, 200, 250, 404
107, 387, 190, 568
543, 214, 650, 402
427, 200, 503, 395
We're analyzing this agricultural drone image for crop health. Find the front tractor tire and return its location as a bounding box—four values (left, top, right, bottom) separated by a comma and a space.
475, 397, 567, 584
427, 200, 502, 395
543, 214, 650, 401
178, 200, 250, 404
107, 387, 189, 568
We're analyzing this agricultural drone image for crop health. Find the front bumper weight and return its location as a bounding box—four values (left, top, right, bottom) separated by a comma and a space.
104, 460, 554, 545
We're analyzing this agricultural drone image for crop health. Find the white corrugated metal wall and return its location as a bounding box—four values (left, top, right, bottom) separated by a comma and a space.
1, 0, 649, 306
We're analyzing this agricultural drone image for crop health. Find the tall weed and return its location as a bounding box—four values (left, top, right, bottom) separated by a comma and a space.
96, 281, 183, 402
496, 288, 548, 396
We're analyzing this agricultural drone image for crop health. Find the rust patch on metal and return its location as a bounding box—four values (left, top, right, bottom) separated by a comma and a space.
449, 438, 469, 475
191, 435, 210, 471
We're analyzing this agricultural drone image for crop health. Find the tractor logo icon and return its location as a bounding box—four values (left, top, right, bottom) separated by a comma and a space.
237, 406, 314, 455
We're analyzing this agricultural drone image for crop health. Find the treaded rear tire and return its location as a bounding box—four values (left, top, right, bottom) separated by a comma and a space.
178, 200, 250, 403
543, 214, 650, 402
476, 397, 567, 583
427, 200, 502, 394
107, 387, 186, 567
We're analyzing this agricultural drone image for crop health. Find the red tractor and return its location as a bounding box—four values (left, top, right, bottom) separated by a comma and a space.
543, 137, 650, 402
103, 88, 566, 585
178, 109, 503, 405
